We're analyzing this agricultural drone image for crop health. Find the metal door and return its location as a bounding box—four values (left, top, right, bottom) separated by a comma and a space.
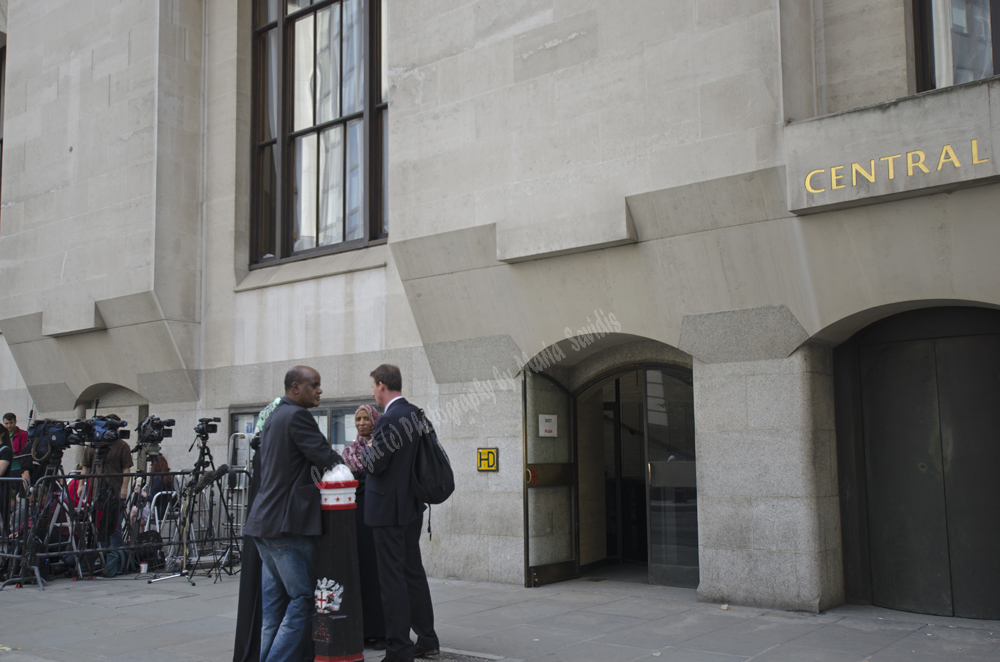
523, 370, 578, 587
861, 340, 953, 616
935, 335, 1000, 619
861, 334, 1000, 618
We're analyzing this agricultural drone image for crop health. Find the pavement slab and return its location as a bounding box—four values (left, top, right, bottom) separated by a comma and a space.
2, 573, 1000, 661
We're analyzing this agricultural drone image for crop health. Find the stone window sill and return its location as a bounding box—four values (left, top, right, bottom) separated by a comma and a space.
234, 244, 387, 292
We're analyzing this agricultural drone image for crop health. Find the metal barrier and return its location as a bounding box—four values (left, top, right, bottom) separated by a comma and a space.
0, 476, 37, 589
0, 465, 246, 590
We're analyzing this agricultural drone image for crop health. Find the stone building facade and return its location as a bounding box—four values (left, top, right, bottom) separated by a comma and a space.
0, 0, 998, 617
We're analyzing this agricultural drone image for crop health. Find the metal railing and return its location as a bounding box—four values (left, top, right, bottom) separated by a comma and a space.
0, 465, 249, 591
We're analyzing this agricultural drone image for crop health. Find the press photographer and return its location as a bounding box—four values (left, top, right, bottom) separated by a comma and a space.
77, 415, 134, 546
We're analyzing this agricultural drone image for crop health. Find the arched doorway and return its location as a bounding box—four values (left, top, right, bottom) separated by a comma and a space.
835, 306, 1000, 618
523, 358, 697, 588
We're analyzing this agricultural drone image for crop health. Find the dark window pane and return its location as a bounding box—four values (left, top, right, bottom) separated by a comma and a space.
256, 0, 280, 25
380, 0, 388, 102
259, 144, 278, 259
380, 110, 388, 233
293, 133, 319, 252
319, 126, 344, 246
293, 14, 315, 131
345, 118, 364, 240
343, 0, 365, 115
316, 4, 341, 124
259, 30, 279, 142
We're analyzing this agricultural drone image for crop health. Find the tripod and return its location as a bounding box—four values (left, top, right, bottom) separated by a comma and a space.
77, 445, 118, 577
152, 419, 230, 585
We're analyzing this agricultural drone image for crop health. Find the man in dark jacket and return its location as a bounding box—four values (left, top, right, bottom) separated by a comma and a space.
244, 366, 343, 662
365, 364, 439, 662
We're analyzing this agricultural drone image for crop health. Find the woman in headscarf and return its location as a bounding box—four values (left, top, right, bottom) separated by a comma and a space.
342, 404, 386, 650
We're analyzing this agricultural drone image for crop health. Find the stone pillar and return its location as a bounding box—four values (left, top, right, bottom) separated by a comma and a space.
679, 306, 843, 612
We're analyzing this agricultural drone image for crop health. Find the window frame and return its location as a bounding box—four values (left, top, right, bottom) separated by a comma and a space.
913, 0, 1000, 92
229, 397, 376, 453
250, 0, 388, 269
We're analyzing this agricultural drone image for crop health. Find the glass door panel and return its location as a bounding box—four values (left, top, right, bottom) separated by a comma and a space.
524, 370, 578, 586
646, 368, 699, 588
619, 371, 647, 563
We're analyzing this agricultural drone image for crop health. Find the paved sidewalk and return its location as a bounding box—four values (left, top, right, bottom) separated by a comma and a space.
1, 571, 999, 662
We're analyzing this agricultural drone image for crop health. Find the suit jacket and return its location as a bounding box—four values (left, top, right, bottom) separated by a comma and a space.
364, 397, 426, 527
244, 397, 343, 538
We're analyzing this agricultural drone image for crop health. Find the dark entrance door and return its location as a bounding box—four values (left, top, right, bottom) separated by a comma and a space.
854, 311, 1000, 619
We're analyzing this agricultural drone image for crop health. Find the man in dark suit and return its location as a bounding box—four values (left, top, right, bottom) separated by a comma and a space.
365, 364, 439, 662
244, 366, 343, 662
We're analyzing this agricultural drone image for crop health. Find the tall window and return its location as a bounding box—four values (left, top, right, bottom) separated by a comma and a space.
914, 0, 999, 91
252, 0, 388, 265
0, 45, 6, 228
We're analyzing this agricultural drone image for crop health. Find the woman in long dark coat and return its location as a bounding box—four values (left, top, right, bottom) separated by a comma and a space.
342, 404, 387, 649
233, 398, 280, 662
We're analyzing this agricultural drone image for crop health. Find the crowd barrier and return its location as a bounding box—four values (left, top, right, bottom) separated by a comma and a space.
0, 466, 249, 590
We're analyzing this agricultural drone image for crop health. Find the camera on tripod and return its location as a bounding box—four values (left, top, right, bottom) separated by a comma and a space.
133, 415, 175, 461
194, 417, 220, 440
70, 415, 131, 448
28, 419, 73, 463
137, 416, 175, 444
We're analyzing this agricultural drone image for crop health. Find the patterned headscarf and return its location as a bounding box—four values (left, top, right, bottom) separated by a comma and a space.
255, 397, 283, 435
342, 404, 380, 472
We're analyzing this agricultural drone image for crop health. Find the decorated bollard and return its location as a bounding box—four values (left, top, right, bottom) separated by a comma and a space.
313, 465, 364, 662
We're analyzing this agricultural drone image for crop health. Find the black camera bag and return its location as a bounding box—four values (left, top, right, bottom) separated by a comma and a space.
135, 530, 165, 568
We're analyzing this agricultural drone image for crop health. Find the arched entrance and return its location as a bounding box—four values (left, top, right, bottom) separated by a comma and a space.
522, 343, 697, 588
835, 306, 1000, 618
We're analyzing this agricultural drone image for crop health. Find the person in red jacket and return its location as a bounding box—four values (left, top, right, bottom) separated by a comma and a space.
4, 413, 29, 484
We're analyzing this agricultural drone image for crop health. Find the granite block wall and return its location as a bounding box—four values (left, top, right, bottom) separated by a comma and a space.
694, 343, 843, 612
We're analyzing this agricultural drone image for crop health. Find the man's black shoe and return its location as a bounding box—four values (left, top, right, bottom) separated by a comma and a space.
414, 644, 440, 657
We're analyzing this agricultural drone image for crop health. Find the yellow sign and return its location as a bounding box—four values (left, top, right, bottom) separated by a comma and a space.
477, 448, 498, 472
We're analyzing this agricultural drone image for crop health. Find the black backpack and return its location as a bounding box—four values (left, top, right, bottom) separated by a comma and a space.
410, 410, 455, 506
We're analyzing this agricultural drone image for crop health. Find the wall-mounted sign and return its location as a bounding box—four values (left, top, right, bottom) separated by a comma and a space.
784, 82, 999, 214
538, 415, 558, 437
477, 448, 498, 472
801, 139, 989, 195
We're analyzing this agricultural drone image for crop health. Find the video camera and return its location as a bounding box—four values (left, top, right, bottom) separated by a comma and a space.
133, 415, 174, 461
28, 419, 73, 462
136, 415, 174, 445
194, 417, 220, 440
69, 415, 131, 448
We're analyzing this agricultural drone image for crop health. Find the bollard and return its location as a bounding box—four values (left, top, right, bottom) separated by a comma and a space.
313, 467, 364, 662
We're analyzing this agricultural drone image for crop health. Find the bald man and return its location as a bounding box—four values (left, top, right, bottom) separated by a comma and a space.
244, 366, 344, 662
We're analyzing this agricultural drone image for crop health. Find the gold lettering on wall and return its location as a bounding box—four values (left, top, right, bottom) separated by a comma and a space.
803, 139, 991, 196
831, 166, 846, 189
805, 169, 826, 193
972, 139, 989, 164
937, 144, 961, 170
880, 154, 902, 179
907, 150, 930, 176
852, 160, 876, 186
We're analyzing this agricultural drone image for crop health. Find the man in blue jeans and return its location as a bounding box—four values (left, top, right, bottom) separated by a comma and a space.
244, 366, 344, 662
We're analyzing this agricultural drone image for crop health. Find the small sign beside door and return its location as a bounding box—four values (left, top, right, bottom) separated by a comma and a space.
477, 448, 499, 471
538, 415, 558, 437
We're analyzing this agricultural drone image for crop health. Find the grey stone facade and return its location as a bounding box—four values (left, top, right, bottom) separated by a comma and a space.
0, 0, 997, 614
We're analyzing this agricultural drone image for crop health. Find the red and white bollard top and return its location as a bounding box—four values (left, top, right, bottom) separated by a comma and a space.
318, 464, 357, 511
